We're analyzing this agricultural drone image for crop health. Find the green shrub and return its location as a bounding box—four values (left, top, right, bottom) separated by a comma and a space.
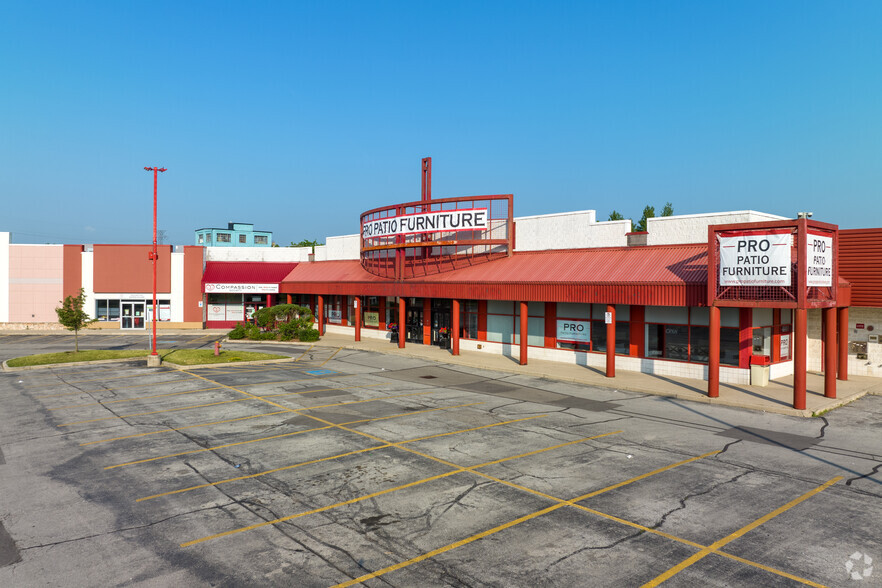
257, 331, 278, 340
245, 323, 261, 340
297, 328, 320, 342
228, 323, 246, 340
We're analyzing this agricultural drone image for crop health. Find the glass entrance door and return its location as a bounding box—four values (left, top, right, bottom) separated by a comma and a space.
121, 302, 146, 329
405, 307, 424, 343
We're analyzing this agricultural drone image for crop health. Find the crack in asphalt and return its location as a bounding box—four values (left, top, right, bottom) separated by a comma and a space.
18, 504, 235, 552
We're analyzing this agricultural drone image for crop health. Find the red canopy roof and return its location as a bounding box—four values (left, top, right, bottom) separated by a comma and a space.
280, 245, 710, 306
202, 261, 298, 286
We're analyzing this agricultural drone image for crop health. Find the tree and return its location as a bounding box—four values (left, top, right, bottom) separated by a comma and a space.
661, 202, 674, 217
55, 288, 97, 352
289, 239, 322, 251
635, 205, 655, 232
608, 210, 625, 221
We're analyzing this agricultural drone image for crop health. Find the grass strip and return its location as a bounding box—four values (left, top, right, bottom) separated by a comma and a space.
6, 349, 287, 368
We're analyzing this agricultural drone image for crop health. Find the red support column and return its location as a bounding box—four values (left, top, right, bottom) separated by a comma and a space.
317, 295, 325, 336
794, 308, 807, 410
423, 298, 432, 345
354, 296, 361, 342
708, 306, 720, 398
452, 299, 460, 356
266, 294, 273, 308
287, 294, 292, 304
519, 301, 528, 365
824, 307, 836, 398
605, 304, 616, 377
838, 306, 848, 381
398, 297, 406, 349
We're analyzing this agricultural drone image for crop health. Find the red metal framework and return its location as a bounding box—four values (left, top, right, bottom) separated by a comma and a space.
360, 194, 514, 280
707, 219, 838, 308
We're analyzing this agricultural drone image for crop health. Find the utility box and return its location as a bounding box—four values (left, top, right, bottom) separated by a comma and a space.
750, 355, 770, 386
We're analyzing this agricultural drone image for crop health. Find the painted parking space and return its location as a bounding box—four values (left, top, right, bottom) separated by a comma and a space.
1, 341, 880, 586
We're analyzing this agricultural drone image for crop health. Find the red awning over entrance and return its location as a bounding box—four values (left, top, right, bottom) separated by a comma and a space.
202, 262, 298, 291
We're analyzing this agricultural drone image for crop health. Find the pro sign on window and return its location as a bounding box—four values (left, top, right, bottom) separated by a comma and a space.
557, 320, 590, 344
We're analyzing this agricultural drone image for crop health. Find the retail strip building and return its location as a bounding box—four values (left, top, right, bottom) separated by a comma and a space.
2, 166, 881, 408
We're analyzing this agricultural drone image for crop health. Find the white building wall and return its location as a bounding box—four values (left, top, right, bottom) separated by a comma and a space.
204, 246, 311, 262
170, 252, 185, 322
646, 210, 789, 246
0, 232, 9, 322
81, 251, 95, 315
513, 210, 630, 251
325, 234, 360, 260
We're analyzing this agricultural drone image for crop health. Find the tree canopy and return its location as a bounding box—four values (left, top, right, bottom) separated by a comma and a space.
55, 288, 96, 352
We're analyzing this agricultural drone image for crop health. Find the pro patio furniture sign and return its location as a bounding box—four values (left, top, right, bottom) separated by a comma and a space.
362, 208, 489, 238
719, 231, 791, 287
806, 231, 833, 287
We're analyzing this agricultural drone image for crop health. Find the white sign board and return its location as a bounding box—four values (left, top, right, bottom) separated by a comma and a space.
605, 312, 613, 324
557, 319, 590, 344
328, 309, 342, 324
204, 283, 278, 293
719, 231, 791, 286
207, 305, 225, 320
780, 333, 791, 359
362, 208, 489, 238
806, 231, 833, 287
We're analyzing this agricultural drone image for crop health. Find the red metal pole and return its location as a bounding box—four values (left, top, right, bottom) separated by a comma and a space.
452, 299, 460, 356
824, 307, 836, 398
519, 301, 528, 365
838, 306, 848, 381
398, 297, 406, 349
354, 296, 361, 342
605, 304, 616, 377
794, 308, 807, 410
317, 295, 325, 335
708, 306, 720, 397
144, 166, 166, 356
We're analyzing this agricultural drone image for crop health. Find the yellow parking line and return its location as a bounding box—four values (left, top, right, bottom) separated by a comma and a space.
48, 386, 225, 410
57, 381, 390, 427
330, 448, 720, 588
138, 414, 538, 501
180, 432, 618, 547
79, 410, 291, 445
318, 347, 342, 367
104, 396, 479, 470
57, 398, 251, 427
30, 372, 188, 392
641, 476, 842, 587
77, 383, 384, 446
294, 344, 316, 362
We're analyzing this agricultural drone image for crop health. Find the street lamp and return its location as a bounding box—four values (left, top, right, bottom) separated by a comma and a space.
144, 166, 167, 357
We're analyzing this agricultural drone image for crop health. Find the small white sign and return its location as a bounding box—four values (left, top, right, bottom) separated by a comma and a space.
328, 309, 342, 324
605, 312, 613, 324
780, 333, 791, 358
806, 231, 833, 287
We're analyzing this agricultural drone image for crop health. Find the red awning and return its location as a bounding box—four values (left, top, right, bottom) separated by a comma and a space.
202, 262, 298, 287
280, 245, 710, 306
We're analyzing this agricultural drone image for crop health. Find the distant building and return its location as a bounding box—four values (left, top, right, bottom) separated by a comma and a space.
194, 222, 272, 247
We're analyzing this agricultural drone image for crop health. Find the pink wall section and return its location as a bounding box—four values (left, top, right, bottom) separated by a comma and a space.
9, 245, 64, 322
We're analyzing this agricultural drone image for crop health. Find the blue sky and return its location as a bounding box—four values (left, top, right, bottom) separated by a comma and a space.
1, 1, 880, 246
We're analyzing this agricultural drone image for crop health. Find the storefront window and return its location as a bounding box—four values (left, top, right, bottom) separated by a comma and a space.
217, 233, 231, 243
557, 303, 591, 352
646, 306, 738, 365
95, 299, 120, 321
487, 301, 544, 345
362, 296, 381, 329
461, 300, 479, 339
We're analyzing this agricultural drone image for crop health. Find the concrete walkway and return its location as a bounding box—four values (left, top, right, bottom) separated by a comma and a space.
298, 332, 882, 418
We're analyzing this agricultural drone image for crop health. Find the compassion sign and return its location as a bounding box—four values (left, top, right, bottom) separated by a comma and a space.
362, 208, 489, 238
719, 231, 791, 286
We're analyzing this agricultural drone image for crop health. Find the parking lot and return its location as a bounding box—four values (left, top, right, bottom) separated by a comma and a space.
1, 333, 880, 586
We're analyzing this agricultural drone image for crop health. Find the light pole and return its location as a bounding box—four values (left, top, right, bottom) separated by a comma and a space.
144, 166, 167, 357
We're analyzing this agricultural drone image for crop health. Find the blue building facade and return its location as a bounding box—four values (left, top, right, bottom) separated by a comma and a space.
195, 222, 272, 247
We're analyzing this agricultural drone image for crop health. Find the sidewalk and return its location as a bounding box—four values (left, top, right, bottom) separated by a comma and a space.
299, 332, 882, 418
